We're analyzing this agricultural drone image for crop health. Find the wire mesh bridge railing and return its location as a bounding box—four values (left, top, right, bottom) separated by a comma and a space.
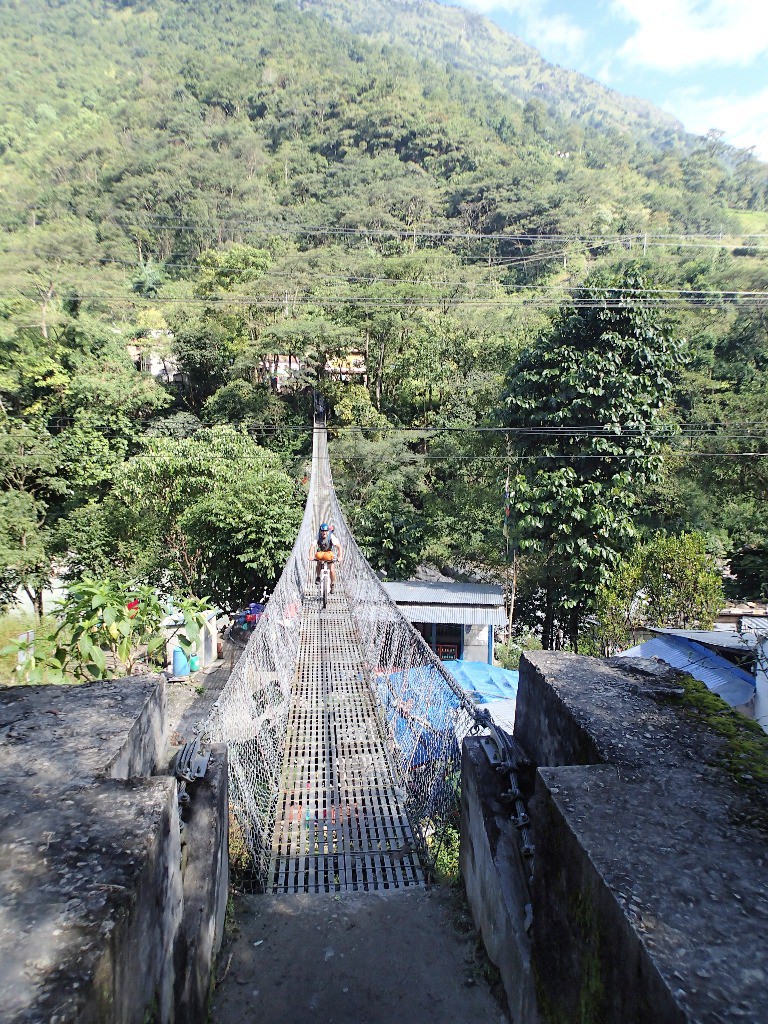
205, 418, 484, 892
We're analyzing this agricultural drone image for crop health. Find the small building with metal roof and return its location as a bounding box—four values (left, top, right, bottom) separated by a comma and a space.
715, 603, 768, 630
382, 580, 506, 664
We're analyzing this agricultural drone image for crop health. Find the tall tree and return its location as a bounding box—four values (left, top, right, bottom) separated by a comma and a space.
591, 532, 724, 654
503, 268, 685, 649
68, 426, 303, 609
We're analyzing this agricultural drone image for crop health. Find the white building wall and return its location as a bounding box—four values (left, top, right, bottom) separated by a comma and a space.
464, 624, 490, 663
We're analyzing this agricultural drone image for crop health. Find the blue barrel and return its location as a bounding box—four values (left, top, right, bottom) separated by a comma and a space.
172, 647, 189, 677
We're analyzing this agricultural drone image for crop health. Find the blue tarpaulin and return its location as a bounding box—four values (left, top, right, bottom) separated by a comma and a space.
376, 660, 519, 768
441, 659, 519, 704
375, 663, 461, 768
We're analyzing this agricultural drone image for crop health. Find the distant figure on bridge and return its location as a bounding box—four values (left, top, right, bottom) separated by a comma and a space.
310, 523, 343, 594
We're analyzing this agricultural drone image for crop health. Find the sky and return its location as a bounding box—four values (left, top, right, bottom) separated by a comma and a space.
438, 0, 768, 160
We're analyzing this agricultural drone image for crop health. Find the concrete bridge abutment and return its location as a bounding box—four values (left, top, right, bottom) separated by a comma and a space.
0, 676, 228, 1024
461, 650, 768, 1024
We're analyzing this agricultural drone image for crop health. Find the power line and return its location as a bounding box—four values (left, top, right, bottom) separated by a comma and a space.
22, 419, 768, 439
4, 420, 767, 454
62, 451, 767, 463
4, 209, 768, 248
0, 244, 574, 275
2, 241, 766, 293
5, 288, 768, 308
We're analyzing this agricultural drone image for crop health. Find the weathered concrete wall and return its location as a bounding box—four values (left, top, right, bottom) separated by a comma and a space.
515, 651, 768, 1024
460, 737, 538, 1024
89, 777, 185, 1024
0, 676, 228, 1024
174, 744, 229, 1023
104, 680, 166, 780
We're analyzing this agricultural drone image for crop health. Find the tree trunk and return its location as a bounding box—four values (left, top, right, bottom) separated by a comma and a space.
569, 606, 580, 654
506, 551, 517, 633
542, 585, 555, 650
375, 340, 385, 411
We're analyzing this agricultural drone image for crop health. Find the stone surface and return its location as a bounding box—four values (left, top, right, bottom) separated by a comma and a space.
174, 744, 229, 1024
0, 676, 165, 783
516, 651, 768, 1024
0, 670, 230, 1024
0, 778, 182, 1024
210, 888, 507, 1024
0, 677, 181, 1024
461, 736, 539, 1024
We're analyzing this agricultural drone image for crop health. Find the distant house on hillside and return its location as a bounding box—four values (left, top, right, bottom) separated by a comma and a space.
127, 330, 182, 385
715, 603, 768, 631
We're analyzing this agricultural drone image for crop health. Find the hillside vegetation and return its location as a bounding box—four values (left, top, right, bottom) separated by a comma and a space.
299, 0, 684, 140
0, 0, 766, 658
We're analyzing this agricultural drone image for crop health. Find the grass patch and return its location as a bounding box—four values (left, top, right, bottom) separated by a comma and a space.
730, 208, 768, 235
227, 807, 263, 892
0, 611, 60, 685
428, 822, 461, 884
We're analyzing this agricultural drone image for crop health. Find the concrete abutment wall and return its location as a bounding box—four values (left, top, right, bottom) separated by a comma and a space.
0, 676, 228, 1024
460, 650, 768, 1024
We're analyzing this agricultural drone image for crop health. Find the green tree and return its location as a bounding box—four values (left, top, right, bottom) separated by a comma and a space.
503, 269, 685, 649
0, 488, 50, 611
2, 578, 210, 683
591, 533, 724, 653
352, 483, 425, 578
72, 426, 303, 609
0, 424, 65, 615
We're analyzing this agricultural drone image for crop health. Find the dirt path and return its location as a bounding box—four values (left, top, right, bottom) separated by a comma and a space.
210, 886, 507, 1024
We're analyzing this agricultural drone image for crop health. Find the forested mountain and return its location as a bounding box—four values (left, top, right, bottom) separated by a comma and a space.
1, 0, 766, 662
299, 0, 685, 143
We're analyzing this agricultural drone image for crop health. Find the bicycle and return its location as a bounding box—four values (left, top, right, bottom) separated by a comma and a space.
318, 560, 331, 609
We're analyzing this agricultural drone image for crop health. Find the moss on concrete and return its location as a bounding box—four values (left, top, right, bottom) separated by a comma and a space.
573, 888, 607, 1024
678, 673, 768, 827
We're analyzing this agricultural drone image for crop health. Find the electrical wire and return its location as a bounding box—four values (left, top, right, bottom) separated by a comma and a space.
18, 419, 768, 440
4, 209, 768, 247
4, 289, 768, 308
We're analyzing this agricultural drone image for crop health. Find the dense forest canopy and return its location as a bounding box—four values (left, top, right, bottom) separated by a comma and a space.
1, 0, 767, 658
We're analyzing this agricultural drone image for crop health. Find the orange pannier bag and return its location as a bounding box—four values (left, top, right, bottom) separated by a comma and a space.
315, 550, 334, 562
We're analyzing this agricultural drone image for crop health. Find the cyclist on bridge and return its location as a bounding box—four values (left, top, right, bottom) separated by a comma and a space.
310, 522, 343, 594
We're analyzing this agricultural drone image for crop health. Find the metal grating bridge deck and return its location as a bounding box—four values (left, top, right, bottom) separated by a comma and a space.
268, 583, 424, 893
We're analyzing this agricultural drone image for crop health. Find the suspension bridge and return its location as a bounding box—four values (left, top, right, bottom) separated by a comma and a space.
206, 415, 482, 892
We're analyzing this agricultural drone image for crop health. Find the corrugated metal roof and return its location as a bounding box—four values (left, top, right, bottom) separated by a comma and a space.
397, 603, 507, 626
742, 617, 768, 634
652, 628, 759, 652
382, 581, 504, 605
619, 635, 755, 708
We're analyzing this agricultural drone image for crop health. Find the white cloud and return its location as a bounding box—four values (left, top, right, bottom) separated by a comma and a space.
669, 85, 768, 159
614, 0, 768, 71
462, 0, 589, 56
525, 12, 586, 56
448, 0, 586, 57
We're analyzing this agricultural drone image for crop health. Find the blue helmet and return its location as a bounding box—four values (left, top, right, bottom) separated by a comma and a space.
320, 523, 329, 531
